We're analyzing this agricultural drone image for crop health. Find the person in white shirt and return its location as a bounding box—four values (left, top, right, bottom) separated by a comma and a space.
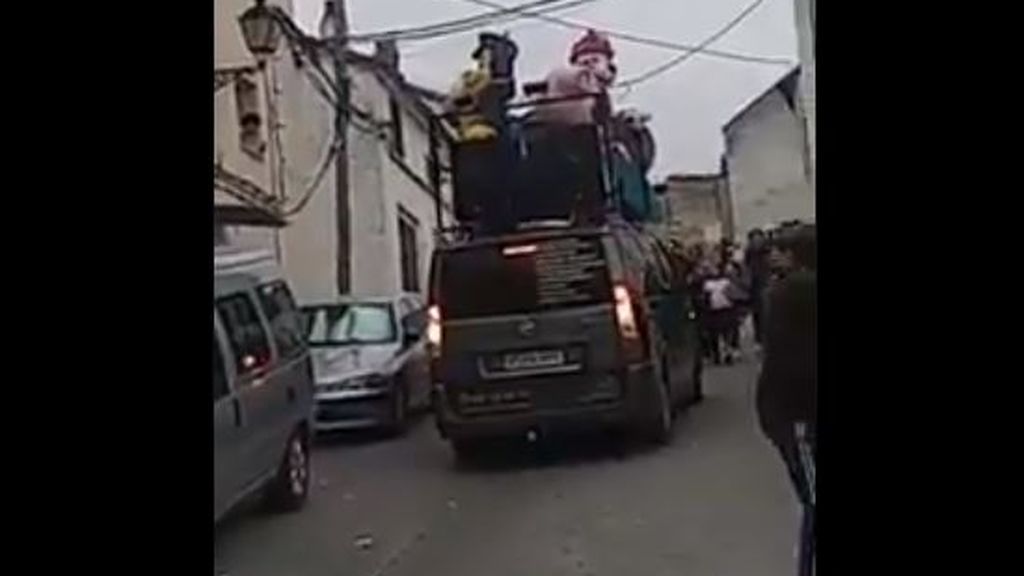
702, 265, 741, 364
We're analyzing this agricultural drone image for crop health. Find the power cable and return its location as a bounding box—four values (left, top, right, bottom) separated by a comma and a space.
616, 0, 771, 89
346, 0, 555, 41
400, 0, 589, 58
361, 0, 596, 43
267, 5, 380, 132
345, 0, 591, 43
460, 0, 790, 67
293, 58, 380, 134
269, 4, 620, 218
282, 131, 342, 216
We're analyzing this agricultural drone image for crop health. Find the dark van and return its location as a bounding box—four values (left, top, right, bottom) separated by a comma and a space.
427, 218, 703, 459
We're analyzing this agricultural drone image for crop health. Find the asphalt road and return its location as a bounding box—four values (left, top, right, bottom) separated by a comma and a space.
214, 357, 800, 576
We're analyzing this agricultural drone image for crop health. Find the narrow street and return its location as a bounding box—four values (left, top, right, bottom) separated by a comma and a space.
214, 356, 800, 576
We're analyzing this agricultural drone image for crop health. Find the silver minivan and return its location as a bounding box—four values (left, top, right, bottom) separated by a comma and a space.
214, 247, 315, 523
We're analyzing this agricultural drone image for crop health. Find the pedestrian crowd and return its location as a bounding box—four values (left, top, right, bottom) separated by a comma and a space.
667, 223, 785, 366
668, 220, 817, 575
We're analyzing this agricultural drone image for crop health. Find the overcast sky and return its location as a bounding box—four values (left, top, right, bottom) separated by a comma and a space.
292, 0, 798, 179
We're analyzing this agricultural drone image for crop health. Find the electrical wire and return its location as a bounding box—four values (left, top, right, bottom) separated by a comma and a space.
345, 0, 591, 43
400, 0, 591, 58
616, 0, 771, 89
269, 4, 619, 218
346, 0, 557, 41
267, 5, 381, 133
292, 57, 380, 135
216, 8, 390, 220
277, 107, 389, 217
460, 0, 791, 66
362, 0, 597, 43
281, 131, 342, 216
257, 37, 381, 217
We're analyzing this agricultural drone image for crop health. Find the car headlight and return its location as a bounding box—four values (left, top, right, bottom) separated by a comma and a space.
364, 374, 392, 390
317, 380, 347, 393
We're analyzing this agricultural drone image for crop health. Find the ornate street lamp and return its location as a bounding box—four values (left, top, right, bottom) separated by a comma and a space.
238, 0, 281, 59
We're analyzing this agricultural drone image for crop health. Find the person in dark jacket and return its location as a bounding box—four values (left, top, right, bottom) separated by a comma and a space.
744, 228, 771, 345
756, 224, 816, 576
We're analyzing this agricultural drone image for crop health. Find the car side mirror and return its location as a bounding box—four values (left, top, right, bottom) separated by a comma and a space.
403, 311, 426, 345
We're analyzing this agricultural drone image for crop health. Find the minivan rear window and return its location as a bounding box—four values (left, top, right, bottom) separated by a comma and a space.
213, 330, 229, 402
440, 235, 611, 319
257, 281, 305, 359
216, 293, 272, 375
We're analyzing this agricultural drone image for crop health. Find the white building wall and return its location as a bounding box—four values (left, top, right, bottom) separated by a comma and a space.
351, 69, 449, 298
348, 66, 395, 298
724, 88, 814, 239
215, 2, 448, 302
215, 0, 326, 281
385, 99, 449, 297
214, 0, 284, 234
285, 61, 450, 301
276, 83, 339, 303
661, 186, 716, 243
794, 0, 816, 188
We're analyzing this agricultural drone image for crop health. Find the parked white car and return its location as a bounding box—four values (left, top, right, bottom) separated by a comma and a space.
301, 294, 431, 435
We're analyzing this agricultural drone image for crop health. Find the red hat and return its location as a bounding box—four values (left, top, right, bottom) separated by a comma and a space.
570, 29, 614, 63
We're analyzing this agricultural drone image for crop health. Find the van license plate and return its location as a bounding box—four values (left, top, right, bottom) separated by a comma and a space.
502, 350, 565, 371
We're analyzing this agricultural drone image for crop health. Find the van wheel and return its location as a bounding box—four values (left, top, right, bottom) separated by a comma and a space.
265, 430, 310, 513
451, 438, 486, 464
639, 365, 673, 445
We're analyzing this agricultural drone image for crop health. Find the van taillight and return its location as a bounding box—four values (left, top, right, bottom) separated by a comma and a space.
427, 304, 442, 356
614, 285, 639, 339
614, 285, 645, 362
502, 244, 538, 256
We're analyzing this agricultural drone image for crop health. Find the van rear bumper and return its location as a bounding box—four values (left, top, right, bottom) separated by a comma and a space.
434, 362, 658, 440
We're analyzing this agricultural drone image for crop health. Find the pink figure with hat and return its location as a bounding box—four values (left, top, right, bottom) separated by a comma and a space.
529, 29, 617, 125
570, 28, 617, 89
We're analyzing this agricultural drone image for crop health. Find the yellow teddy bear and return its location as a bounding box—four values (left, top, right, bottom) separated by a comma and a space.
447, 42, 501, 141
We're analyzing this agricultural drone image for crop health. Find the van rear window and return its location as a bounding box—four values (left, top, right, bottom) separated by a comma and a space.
440, 236, 611, 319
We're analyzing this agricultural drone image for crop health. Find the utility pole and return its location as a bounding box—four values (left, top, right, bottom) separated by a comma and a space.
323, 0, 351, 294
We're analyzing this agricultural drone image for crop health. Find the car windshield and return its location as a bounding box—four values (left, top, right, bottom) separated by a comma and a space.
302, 303, 396, 346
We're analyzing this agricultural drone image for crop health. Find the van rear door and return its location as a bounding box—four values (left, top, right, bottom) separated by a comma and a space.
436, 233, 623, 411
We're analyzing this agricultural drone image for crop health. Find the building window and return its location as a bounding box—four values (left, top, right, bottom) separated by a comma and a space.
397, 207, 419, 293
389, 96, 405, 159
235, 76, 265, 161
